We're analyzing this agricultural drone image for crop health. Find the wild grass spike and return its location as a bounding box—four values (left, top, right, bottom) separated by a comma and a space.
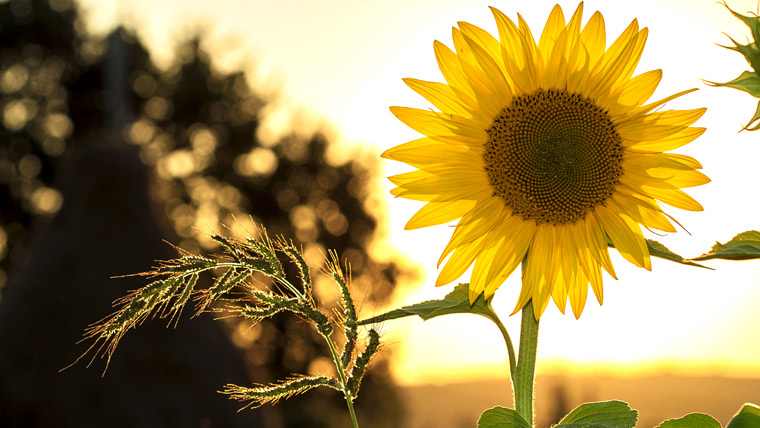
71, 227, 382, 428
348, 329, 380, 396
327, 250, 358, 368
222, 376, 342, 409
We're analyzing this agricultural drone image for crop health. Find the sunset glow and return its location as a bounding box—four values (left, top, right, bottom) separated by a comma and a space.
75, 0, 760, 385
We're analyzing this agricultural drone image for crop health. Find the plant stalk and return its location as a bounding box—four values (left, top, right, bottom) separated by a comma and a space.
324, 333, 360, 428
485, 308, 517, 379
514, 299, 539, 427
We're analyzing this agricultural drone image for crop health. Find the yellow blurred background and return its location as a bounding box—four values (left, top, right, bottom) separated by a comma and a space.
73, 0, 760, 391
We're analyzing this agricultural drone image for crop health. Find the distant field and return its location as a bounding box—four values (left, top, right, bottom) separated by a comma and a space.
400, 374, 760, 428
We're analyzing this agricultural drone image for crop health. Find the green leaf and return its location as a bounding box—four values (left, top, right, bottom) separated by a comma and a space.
477, 407, 531, 428
727, 403, 760, 428
555, 401, 637, 428
357, 283, 496, 325
691, 231, 760, 261
656, 413, 721, 428
709, 70, 760, 97
646, 240, 712, 269
608, 238, 710, 269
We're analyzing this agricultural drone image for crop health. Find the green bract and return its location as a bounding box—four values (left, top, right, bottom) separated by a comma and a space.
708, 4, 760, 130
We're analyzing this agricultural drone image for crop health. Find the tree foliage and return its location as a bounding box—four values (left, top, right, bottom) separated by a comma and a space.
0, 0, 406, 426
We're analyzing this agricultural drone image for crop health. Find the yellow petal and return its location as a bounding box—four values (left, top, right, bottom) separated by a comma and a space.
402, 78, 481, 121
381, 137, 482, 167
471, 214, 534, 300
626, 88, 698, 120
659, 153, 703, 169
618, 108, 706, 144
624, 150, 701, 171
490, 7, 535, 94
484, 218, 534, 292
390, 106, 488, 145
458, 21, 506, 75
436, 233, 488, 286
586, 30, 641, 100
390, 182, 492, 202
434, 40, 475, 99
624, 127, 706, 152
538, 4, 566, 63
518, 225, 558, 318
405, 198, 477, 230
565, 3, 585, 49
438, 197, 507, 265
580, 247, 604, 305
620, 176, 704, 211
582, 214, 617, 279
460, 31, 513, 107
635, 168, 711, 189
611, 193, 676, 233
568, 269, 589, 319
551, 268, 569, 315
595, 205, 651, 270
606, 69, 662, 116
390, 168, 486, 197
580, 11, 606, 66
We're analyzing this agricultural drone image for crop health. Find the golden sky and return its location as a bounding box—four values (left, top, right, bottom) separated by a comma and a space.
76, 0, 760, 384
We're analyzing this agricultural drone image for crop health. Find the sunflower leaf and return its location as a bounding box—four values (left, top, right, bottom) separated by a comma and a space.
726, 403, 760, 428
555, 401, 638, 428
691, 231, 760, 261
654, 413, 721, 428
356, 283, 495, 325
607, 239, 711, 269
645, 240, 712, 269
477, 406, 531, 428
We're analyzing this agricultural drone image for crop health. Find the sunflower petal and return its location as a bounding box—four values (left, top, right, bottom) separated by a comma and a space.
402, 78, 479, 120
458, 21, 507, 75
580, 11, 606, 65
491, 7, 535, 94
390, 106, 488, 145
382, 137, 482, 166
538, 4, 566, 62
434, 40, 476, 98
595, 206, 651, 270
606, 69, 662, 116
460, 31, 513, 106
438, 197, 507, 265
436, 233, 488, 286
405, 198, 477, 230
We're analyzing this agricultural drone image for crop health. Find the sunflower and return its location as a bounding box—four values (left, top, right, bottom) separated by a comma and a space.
382, 3, 708, 319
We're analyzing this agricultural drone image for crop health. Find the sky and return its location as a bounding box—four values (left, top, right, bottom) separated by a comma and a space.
74, 0, 760, 385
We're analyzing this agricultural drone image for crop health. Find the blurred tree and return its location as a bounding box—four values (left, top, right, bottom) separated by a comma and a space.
0, 0, 406, 427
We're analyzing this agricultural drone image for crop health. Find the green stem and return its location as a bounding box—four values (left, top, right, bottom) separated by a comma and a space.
514, 299, 539, 427
485, 308, 517, 379
324, 334, 360, 428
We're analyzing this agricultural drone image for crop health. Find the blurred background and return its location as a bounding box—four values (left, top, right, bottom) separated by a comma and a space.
0, 0, 758, 427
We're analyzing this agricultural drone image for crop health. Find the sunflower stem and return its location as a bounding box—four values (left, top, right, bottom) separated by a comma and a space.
514, 299, 539, 427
